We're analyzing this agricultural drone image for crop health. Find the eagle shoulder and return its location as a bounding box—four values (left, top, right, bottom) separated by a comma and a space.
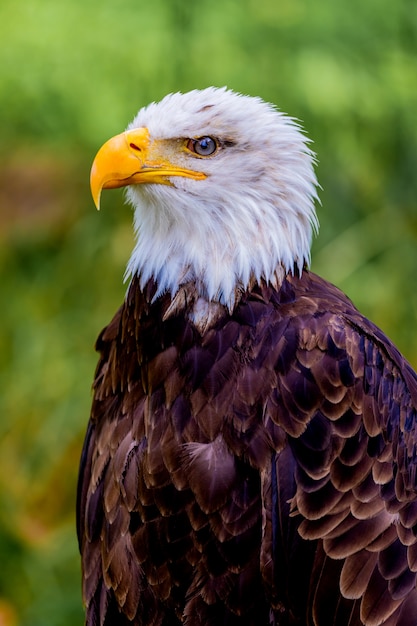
276, 271, 417, 626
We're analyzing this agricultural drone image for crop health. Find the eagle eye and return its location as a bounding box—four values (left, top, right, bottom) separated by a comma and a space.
186, 136, 218, 157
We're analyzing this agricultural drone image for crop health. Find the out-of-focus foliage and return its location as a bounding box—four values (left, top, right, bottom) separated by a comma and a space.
0, 0, 416, 624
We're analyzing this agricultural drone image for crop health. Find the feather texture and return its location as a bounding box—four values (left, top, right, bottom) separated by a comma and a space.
78, 271, 417, 625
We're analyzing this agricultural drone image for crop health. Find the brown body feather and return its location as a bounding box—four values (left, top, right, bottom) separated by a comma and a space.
77, 270, 417, 625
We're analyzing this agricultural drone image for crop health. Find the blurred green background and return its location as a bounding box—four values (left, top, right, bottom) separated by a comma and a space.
1, 0, 417, 624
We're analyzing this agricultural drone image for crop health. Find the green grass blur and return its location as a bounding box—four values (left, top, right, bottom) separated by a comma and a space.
0, 0, 417, 624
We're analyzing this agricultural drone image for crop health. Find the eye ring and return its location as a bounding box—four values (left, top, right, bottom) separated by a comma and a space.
186, 136, 218, 157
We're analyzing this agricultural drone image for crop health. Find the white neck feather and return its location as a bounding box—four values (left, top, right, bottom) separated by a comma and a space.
123, 88, 319, 311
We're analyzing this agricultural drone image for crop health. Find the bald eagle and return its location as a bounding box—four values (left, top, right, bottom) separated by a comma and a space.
77, 87, 417, 626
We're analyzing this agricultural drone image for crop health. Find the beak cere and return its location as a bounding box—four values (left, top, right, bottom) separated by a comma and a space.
90, 128, 151, 210
90, 127, 207, 210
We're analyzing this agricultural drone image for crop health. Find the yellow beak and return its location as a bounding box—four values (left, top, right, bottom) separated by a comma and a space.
90, 127, 206, 209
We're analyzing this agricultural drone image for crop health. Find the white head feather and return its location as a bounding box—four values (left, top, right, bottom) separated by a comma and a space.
124, 87, 319, 310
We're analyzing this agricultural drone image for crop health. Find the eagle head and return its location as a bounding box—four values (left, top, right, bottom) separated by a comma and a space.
90, 87, 319, 310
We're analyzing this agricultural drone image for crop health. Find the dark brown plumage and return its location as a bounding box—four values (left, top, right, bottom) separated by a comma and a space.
78, 271, 417, 626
